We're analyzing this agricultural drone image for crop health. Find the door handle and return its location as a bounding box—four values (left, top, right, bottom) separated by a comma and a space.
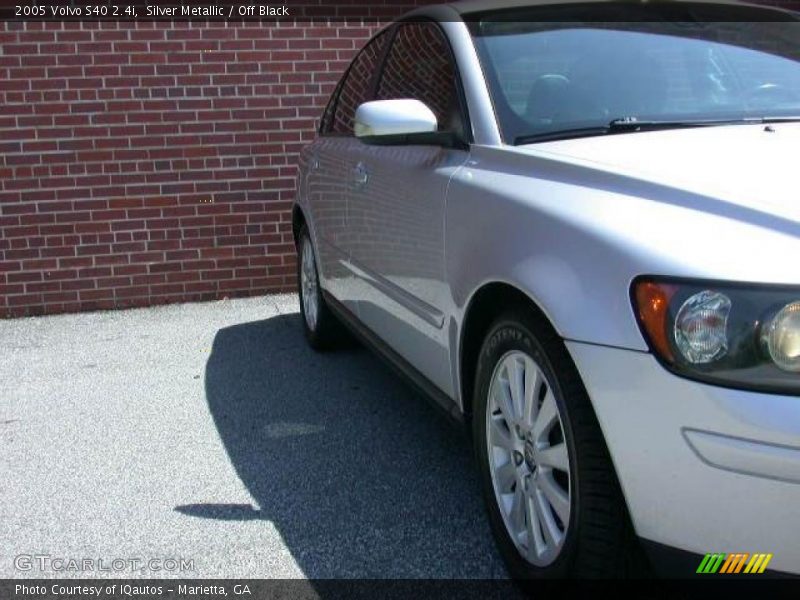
353, 162, 369, 187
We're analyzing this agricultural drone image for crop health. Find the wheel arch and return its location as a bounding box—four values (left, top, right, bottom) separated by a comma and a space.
458, 281, 562, 421
462, 280, 647, 577
291, 204, 306, 246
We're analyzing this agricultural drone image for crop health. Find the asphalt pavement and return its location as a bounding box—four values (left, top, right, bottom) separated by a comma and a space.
1, 295, 509, 579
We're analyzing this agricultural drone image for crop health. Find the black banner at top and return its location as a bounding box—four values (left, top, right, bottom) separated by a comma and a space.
2, 0, 800, 22
1, 1, 428, 22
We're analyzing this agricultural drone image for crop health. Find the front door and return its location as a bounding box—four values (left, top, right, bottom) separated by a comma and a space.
346, 22, 470, 396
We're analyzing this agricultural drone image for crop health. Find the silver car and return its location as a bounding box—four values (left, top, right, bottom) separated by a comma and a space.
292, 0, 800, 578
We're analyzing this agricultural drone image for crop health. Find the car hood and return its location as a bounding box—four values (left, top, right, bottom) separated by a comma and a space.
518, 122, 800, 224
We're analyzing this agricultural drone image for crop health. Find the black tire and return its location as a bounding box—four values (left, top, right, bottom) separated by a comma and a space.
473, 308, 643, 579
296, 225, 344, 351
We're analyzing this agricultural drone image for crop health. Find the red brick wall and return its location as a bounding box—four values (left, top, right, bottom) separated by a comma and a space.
1, 2, 798, 318
0, 9, 428, 318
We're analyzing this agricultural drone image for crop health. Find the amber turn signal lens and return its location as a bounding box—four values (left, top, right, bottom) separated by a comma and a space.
634, 281, 677, 363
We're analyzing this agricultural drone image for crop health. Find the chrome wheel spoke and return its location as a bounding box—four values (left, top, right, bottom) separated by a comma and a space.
532, 388, 558, 443
494, 459, 517, 494
521, 357, 540, 429
525, 493, 545, 560
533, 485, 563, 548
538, 470, 570, 525
493, 376, 516, 427
536, 442, 569, 472
506, 355, 525, 420
489, 415, 514, 451
508, 486, 526, 536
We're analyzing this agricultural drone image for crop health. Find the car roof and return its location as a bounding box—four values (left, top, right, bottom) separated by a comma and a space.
409, 0, 793, 19
449, 0, 629, 14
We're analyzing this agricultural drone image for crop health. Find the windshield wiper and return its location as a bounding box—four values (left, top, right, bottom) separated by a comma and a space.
758, 115, 800, 124
608, 116, 800, 130
606, 116, 745, 131
513, 116, 800, 145
514, 126, 613, 145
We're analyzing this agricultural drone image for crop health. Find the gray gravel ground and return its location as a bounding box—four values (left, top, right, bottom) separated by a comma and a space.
1, 295, 508, 579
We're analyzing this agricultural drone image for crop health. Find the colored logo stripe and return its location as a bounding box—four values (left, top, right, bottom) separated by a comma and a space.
698, 553, 773, 574
720, 553, 748, 573
744, 553, 773, 574
697, 553, 725, 574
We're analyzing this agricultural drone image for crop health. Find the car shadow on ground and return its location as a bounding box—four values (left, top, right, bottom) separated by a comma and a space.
178, 312, 510, 579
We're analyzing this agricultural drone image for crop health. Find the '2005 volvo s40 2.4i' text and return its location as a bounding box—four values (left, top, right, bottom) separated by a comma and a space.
292, 0, 800, 578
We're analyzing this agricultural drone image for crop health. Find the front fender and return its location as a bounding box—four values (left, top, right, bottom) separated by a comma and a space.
445, 147, 651, 354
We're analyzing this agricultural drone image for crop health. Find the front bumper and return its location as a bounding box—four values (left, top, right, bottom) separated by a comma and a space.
567, 341, 800, 576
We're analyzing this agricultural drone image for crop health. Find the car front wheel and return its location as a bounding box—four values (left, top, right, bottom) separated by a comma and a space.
473, 309, 642, 579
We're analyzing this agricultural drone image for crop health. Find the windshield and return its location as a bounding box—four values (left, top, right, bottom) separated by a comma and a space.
470, 12, 800, 143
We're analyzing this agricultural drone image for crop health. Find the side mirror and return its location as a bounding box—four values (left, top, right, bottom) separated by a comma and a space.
354, 99, 468, 149
354, 99, 438, 138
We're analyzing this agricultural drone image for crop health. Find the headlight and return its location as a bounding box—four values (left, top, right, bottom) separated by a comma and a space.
632, 277, 800, 394
763, 301, 800, 373
674, 290, 731, 364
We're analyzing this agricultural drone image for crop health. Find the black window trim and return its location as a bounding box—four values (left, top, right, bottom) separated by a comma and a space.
318, 26, 396, 138
318, 76, 342, 135
319, 18, 474, 145
375, 17, 474, 145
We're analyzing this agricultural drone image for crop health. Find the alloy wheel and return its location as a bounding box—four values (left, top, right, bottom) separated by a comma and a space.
486, 350, 572, 566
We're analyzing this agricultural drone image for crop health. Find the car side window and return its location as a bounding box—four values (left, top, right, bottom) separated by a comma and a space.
330, 30, 389, 135
376, 22, 464, 136
319, 78, 341, 134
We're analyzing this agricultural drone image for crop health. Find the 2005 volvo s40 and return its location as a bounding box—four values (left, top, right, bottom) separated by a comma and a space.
292, 0, 800, 578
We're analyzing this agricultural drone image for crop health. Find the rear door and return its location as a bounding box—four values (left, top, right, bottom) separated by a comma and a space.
345, 21, 470, 396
